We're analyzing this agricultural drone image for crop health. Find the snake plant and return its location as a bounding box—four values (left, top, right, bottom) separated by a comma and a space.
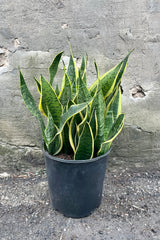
19, 48, 133, 160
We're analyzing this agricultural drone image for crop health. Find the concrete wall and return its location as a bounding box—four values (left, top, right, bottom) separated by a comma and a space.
0, 0, 160, 171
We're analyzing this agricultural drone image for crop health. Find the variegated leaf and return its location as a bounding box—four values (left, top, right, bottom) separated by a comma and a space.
98, 114, 124, 156
19, 70, 46, 142
40, 75, 63, 126
58, 72, 72, 106
74, 122, 94, 160
49, 51, 63, 85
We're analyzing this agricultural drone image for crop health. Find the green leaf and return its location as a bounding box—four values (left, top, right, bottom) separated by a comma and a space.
114, 49, 134, 90
89, 50, 133, 99
94, 60, 99, 79
89, 61, 122, 98
77, 72, 91, 104
98, 114, 125, 156
57, 100, 92, 135
77, 107, 88, 135
40, 75, 63, 126
89, 108, 98, 139
108, 86, 121, 121
105, 87, 116, 111
74, 122, 94, 160
58, 72, 72, 106
49, 51, 63, 85
91, 81, 105, 153
104, 111, 114, 140
19, 70, 46, 142
67, 47, 78, 96
45, 111, 56, 143
34, 77, 41, 93
69, 112, 84, 153
47, 124, 63, 155
79, 55, 87, 84
62, 122, 73, 154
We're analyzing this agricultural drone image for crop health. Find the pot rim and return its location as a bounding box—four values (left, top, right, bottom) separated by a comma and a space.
42, 141, 111, 164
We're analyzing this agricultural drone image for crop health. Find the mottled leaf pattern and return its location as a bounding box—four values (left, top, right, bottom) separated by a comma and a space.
74, 122, 94, 160
19, 70, 46, 142
19, 49, 132, 159
40, 75, 63, 127
58, 72, 72, 106
98, 114, 124, 156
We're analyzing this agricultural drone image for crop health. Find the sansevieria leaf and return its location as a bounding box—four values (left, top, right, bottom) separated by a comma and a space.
91, 66, 105, 152
19, 70, 46, 142
98, 114, 124, 156
77, 107, 88, 136
45, 111, 55, 143
19, 48, 132, 160
49, 51, 63, 85
67, 47, 78, 96
114, 49, 134, 90
57, 99, 92, 135
47, 124, 63, 155
62, 122, 73, 154
79, 55, 87, 84
40, 75, 63, 126
74, 122, 94, 160
89, 108, 98, 139
44, 111, 63, 155
77, 73, 91, 104
104, 111, 114, 140
108, 86, 121, 121
69, 112, 83, 152
34, 77, 41, 94
89, 60, 123, 98
58, 71, 72, 106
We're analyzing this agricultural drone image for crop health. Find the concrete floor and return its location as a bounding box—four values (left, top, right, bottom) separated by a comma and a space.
0, 164, 160, 240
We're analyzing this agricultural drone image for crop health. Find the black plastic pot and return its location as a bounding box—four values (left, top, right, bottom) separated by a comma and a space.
43, 148, 110, 218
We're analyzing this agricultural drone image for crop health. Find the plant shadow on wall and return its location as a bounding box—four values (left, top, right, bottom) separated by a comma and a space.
19, 46, 133, 218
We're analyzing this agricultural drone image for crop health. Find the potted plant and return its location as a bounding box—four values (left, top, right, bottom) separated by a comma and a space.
19, 47, 133, 218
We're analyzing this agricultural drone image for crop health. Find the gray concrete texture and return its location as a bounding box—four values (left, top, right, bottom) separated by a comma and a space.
0, 0, 160, 171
